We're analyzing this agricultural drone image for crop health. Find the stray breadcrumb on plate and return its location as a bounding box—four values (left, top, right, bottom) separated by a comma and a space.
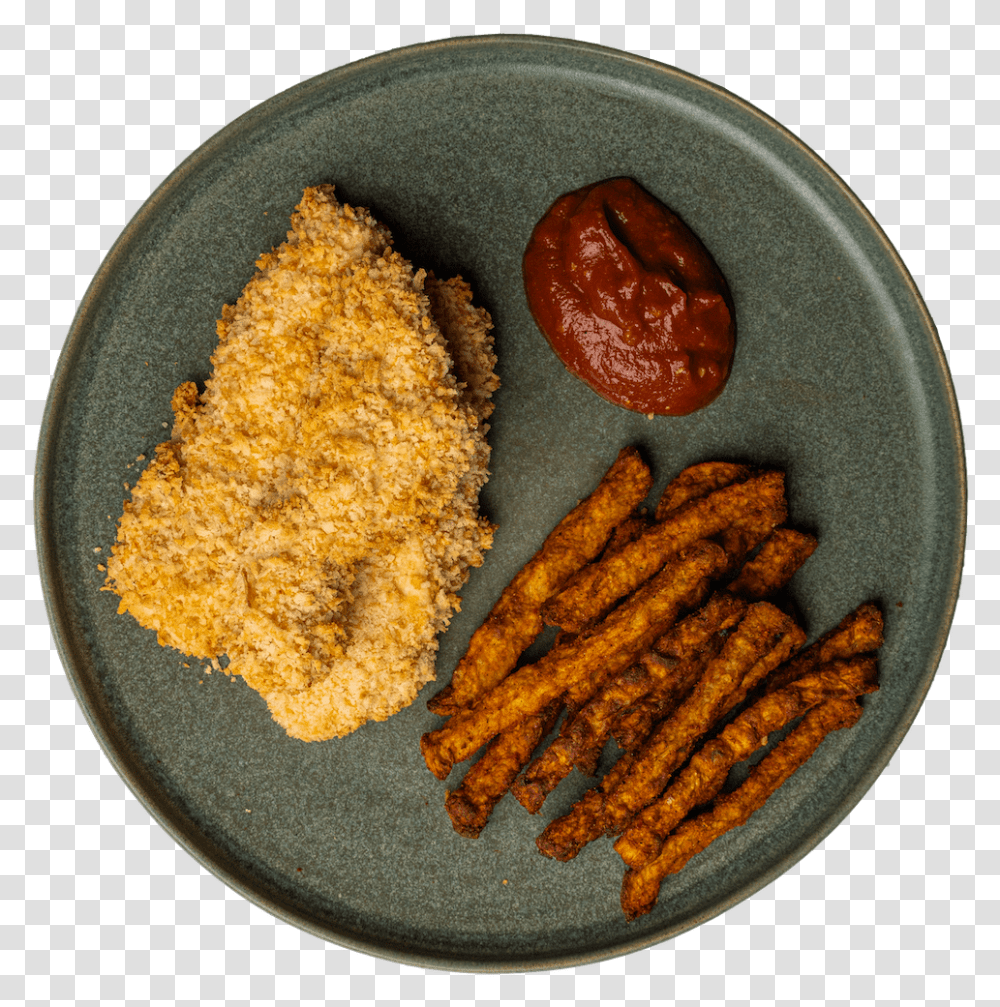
105, 185, 498, 742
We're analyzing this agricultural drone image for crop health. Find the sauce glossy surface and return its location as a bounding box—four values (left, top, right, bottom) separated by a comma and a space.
523, 178, 736, 415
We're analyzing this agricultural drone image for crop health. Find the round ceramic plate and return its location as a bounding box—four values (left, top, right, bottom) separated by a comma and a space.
36, 36, 964, 972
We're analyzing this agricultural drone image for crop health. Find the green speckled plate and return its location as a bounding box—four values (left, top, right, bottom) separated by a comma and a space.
35, 36, 965, 972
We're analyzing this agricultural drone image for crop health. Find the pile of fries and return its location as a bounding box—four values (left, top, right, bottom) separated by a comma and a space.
420, 448, 883, 920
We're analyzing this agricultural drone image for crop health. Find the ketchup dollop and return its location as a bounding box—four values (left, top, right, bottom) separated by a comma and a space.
523, 178, 736, 415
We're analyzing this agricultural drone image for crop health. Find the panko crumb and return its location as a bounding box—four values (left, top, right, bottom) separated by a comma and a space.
105, 185, 498, 742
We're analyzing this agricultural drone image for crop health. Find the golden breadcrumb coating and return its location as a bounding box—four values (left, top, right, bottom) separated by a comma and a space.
106, 185, 497, 741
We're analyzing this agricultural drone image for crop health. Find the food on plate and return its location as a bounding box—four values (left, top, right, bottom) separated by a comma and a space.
654, 461, 750, 521
419, 540, 727, 780
105, 185, 497, 742
541, 601, 807, 856
541, 470, 787, 633
511, 648, 705, 815
763, 602, 885, 694
427, 446, 652, 717
514, 526, 818, 817
619, 697, 867, 920
613, 656, 879, 869
522, 177, 736, 416
534, 746, 638, 864
608, 652, 715, 754
725, 528, 819, 600
445, 700, 561, 839
516, 593, 746, 812
419, 449, 883, 919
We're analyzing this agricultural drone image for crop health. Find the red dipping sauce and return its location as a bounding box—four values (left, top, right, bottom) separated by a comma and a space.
523, 178, 736, 415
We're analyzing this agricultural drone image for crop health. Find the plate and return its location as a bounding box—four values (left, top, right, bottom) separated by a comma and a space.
35, 36, 965, 971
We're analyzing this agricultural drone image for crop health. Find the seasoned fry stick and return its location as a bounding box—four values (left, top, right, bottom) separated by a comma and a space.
610, 644, 723, 752
726, 528, 818, 600
535, 751, 638, 861
420, 541, 727, 780
561, 584, 750, 714
605, 590, 760, 751
427, 447, 652, 716
614, 656, 879, 867
714, 518, 784, 580
511, 644, 720, 815
764, 602, 883, 693
620, 698, 864, 920
655, 461, 750, 521
534, 603, 806, 860
600, 602, 806, 835
556, 591, 750, 766
543, 471, 787, 633
603, 514, 653, 555
611, 525, 817, 746
511, 666, 644, 812
611, 699, 665, 752
445, 701, 561, 838
517, 528, 819, 817
652, 589, 751, 659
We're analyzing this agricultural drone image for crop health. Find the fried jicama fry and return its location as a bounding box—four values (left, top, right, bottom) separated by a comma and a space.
726, 528, 818, 600
620, 697, 865, 920
603, 513, 653, 555
535, 750, 638, 861
605, 588, 761, 751
600, 601, 806, 835
420, 540, 727, 780
608, 538, 808, 749
543, 471, 787, 633
614, 656, 879, 868
654, 461, 751, 521
427, 446, 652, 716
609, 547, 801, 750
610, 646, 721, 752
511, 641, 723, 815
764, 602, 884, 694
525, 528, 820, 813
535, 602, 806, 860
444, 700, 561, 838
560, 584, 750, 714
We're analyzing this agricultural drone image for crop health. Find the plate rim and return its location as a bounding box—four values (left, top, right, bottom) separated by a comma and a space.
34, 33, 966, 973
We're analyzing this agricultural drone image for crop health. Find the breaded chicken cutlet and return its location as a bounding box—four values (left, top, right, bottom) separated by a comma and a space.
105, 185, 499, 741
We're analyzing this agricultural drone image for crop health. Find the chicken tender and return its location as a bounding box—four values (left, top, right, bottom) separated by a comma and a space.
105, 185, 497, 741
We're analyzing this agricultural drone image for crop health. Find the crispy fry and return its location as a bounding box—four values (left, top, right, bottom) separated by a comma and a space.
611, 700, 662, 752
543, 471, 787, 633
608, 525, 813, 748
614, 656, 879, 868
600, 588, 752, 750
620, 698, 864, 920
511, 664, 647, 813
652, 590, 750, 658
765, 602, 884, 693
535, 751, 637, 862
726, 528, 818, 600
559, 577, 749, 717
427, 446, 652, 716
584, 592, 749, 753
655, 461, 751, 521
603, 514, 654, 556
601, 602, 806, 835
445, 700, 561, 838
420, 541, 727, 780
513, 642, 720, 815
610, 640, 724, 751
715, 518, 784, 579
534, 603, 805, 860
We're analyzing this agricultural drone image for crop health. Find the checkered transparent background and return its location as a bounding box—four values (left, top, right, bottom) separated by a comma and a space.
3, 0, 997, 1003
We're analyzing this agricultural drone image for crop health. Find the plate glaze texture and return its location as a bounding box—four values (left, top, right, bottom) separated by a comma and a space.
36, 36, 965, 972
